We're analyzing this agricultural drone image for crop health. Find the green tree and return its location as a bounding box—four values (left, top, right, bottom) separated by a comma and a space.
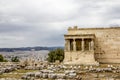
0, 54, 4, 62
0, 54, 7, 62
47, 48, 64, 63
11, 56, 19, 62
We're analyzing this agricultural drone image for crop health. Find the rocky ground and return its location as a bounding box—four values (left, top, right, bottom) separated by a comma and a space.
0, 63, 120, 80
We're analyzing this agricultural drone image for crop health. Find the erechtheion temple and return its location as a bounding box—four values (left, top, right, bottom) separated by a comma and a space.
64, 26, 120, 65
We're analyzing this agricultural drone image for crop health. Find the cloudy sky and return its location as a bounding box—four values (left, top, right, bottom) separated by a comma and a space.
0, 0, 120, 48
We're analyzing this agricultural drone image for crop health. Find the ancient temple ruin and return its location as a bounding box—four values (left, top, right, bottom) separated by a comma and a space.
64, 26, 120, 65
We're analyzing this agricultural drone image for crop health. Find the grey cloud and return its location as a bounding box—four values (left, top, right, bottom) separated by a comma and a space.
105, 6, 120, 19
0, 0, 120, 47
0, 0, 79, 23
0, 23, 30, 33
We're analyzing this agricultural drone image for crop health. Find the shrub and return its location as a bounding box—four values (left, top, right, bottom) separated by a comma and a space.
0, 54, 4, 62
11, 56, 20, 62
47, 48, 64, 63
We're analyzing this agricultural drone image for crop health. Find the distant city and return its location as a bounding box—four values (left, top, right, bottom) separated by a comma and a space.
0, 46, 64, 52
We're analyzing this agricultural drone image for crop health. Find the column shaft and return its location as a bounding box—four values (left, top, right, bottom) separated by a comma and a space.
73, 39, 76, 51
82, 38, 84, 51
91, 39, 94, 50
68, 40, 70, 51
89, 42, 91, 51
65, 39, 67, 51
65, 39, 70, 51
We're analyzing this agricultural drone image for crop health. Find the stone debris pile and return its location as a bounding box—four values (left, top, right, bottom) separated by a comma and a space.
0, 65, 20, 75
20, 64, 120, 80
0, 62, 120, 80
21, 69, 77, 79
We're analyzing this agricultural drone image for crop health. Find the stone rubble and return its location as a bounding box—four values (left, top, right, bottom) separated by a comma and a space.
0, 63, 120, 80
0, 64, 20, 75
21, 64, 120, 80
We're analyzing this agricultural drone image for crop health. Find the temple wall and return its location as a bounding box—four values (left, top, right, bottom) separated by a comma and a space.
67, 27, 120, 63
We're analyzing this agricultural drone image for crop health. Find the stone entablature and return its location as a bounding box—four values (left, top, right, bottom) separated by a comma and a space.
68, 26, 120, 30
64, 26, 120, 65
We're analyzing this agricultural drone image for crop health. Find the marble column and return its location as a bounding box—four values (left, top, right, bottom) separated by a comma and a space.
73, 39, 76, 51
68, 40, 70, 51
65, 39, 70, 51
91, 39, 94, 50
89, 42, 90, 51
65, 39, 68, 51
82, 38, 84, 51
